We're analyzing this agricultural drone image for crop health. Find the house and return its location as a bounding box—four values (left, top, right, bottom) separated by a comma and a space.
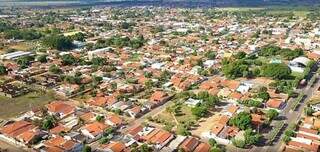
287, 139, 319, 152
16, 128, 46, 145
79, 112, 96, 123
42, 136, 83, 152
0, 120, 36, 138
179, 137, 200, 152
211, 124, 224, 136
125, 106, 148, 118
81, 122, 110, 142
167, 135, 187, 151
266, 98, 284, 109
251, 114, 264, 127
50, 124, 70, 135
46, 101, 76, 119
101, 141, 127, 152
149, 91, 171, 107
106, 115, 123, 127
144, 129, 174, 150
54, 84, 79, 97
194, 143, 210, 152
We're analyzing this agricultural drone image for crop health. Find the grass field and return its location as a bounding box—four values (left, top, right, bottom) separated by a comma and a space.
155, 104, 197, 125
0, 91, 56, 119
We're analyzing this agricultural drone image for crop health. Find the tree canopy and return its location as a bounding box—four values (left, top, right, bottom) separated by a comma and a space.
261, 63, 291, 80
42, 35, 73, 51
228, 112, 252, 130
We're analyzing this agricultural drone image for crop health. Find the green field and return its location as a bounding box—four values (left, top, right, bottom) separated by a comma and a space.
0, 91, 56, 119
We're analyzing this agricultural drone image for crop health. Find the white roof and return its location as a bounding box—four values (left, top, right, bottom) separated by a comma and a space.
291, 56, 310, 66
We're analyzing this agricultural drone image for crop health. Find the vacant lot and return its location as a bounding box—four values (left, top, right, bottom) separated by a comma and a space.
155, 104, 197, 125
0, 91, 55, 119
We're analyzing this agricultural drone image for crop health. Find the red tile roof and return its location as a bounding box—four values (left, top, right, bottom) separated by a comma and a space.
194, 143, 210, 152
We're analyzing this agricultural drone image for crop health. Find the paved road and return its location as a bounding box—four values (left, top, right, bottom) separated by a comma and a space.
250, 71, 320, 152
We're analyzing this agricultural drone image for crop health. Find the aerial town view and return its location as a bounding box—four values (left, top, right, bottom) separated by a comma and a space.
0, 0, 320, 152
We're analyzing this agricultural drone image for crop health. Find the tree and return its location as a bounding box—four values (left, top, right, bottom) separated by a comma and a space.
284, 129, 295, 137
42, 35, 73, 51
304, 106, 315, 116
69, 32, 86, 42
42, 116, 56, 130
232, 138, 246, 148
191, 104, 208, 119
244, 129, 261, 145
266, 109, 279, 121
139, 144, 152, 152
209, 138, 217, 147
99, 137, 109, 144
82, 145, 91, 152
17, 56, 34, 69
282, 135, 291, 143
261, 63, 291, 80
4, 29, 42, 40
96, 115, 104, 122
205, 51, 216, 60
256, 90, 270, 101
0, 65, 7, 75
49, 65, 62, 74
37, 55, 48, 63
234, 51, 246, 59
61, 54, 77, 65
177, 125, 191, 136
228, 112, 252, 130
210, 147, 223, 152
91, 57, 106, 66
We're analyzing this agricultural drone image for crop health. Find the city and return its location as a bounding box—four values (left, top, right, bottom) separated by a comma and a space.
0, 3, 319, 152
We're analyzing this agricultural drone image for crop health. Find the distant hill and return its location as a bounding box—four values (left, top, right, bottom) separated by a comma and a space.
0, 0, 319, 7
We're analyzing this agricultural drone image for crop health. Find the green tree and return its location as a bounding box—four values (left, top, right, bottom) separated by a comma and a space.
42, 35, 73, 51
16, 56, 34, 69
69, 32, 86, 42
91, 57, 106, 66
205, 51, 216, 60
284, 129, 296, 137
261, 63, 291, 80
234, 51, 246, 59
82, 145, 91, 152
244, 129, 261, 145
191, 104, 208, 119
228, 112, 252, 130
37, 55, 48, 63
177, 125, 191, 136
61, 54, 77, 65
232, 138, 246, 148
49, 65, 62, 74
96, 115, 104, 122
139, 144, 152, 152
256, 91, 270, 101
304, 106, 315, 116
282, 135, 291, 143
209, 138, 217, 147
0, 65, 7, 75
266, 109, 279, 121
42, 116, 56, 130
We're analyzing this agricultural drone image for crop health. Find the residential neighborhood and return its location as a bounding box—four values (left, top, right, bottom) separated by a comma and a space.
0, 4, 319, 152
